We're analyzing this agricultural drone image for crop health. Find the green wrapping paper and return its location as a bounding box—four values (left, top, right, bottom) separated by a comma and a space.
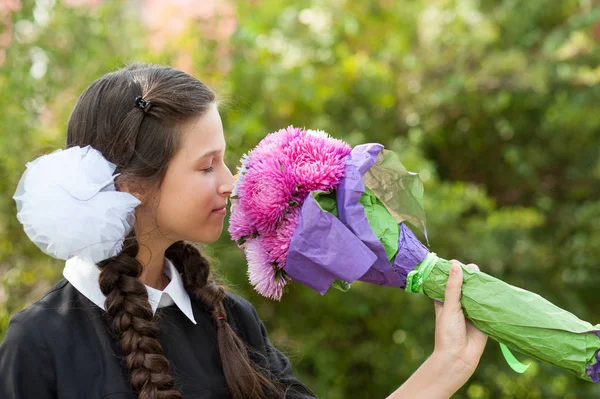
410, 258, 600, 381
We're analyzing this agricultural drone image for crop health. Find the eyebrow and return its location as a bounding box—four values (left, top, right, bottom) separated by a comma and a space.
196, 149, 223, 161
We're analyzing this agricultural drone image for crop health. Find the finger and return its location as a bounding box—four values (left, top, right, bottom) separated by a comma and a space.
466, 320, 488, 348
465, 263, 480, 272
443, 261, 464, 314
433, 300, 443, 319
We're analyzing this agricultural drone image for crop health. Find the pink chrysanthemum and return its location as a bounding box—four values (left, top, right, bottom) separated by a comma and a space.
230, 125, 351, 299
228, 199, 256, 241
237, 156, 298, 234
283, 129, 351, 195
249, 126, 303, 162
232, 153, 251, 198
261, 206, 300, 267
245, 238, 289, 300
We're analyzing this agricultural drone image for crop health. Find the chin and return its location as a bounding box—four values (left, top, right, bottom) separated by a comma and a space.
192, 229, 223, 244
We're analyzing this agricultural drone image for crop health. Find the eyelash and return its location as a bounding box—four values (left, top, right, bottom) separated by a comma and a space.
202, 166, 214, 173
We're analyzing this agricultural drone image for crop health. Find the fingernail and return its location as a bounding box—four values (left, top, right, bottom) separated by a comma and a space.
450, 264, 459, 276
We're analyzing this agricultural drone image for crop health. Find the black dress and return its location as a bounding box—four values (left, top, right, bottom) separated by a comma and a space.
0, 279, 316, 398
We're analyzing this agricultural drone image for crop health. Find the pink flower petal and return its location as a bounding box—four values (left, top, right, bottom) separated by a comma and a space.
228, 198, 256, 241
261, 206, 300, 267
238, 156, 298, 234
245, 238, 288, 300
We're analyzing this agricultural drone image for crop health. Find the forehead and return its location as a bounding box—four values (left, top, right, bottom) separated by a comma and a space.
179, 104, 225, 154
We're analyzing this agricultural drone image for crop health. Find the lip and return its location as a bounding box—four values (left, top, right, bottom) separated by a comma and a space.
212, 206, 227, 215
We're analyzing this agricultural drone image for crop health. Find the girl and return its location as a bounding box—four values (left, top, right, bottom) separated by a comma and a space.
0, 64, 486, 398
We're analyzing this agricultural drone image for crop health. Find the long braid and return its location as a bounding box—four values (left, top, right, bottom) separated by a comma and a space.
165, 241, 283, 399
98, 233, 183, 399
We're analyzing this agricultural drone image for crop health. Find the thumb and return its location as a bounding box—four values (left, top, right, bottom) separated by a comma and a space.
443, 262, 464, 314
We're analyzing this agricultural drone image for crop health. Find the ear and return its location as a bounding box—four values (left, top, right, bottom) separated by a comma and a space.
115, 175, 146, 202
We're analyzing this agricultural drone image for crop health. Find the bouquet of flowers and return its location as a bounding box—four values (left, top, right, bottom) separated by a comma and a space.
229, 126, 600, 382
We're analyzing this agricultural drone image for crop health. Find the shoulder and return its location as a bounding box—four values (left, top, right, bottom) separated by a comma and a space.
224, 292, 260, 319
223, 292, 262, 330
222, 292, 268, 346
4, 279, 95, 342
10, 279, 68, 323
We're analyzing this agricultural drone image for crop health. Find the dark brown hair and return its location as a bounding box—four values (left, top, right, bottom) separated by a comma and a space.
66, 64, 280, 399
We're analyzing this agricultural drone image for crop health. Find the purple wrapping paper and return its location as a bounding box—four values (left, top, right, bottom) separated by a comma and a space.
338, 144, 428, 289
588, 332, 600, 379
389, 224, 429, 287
285, 143, 430, 294
336, 144, 390, 270
286, 194, 377, 294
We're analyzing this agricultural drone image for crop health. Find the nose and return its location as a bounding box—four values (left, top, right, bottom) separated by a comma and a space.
219, 163, 235, 197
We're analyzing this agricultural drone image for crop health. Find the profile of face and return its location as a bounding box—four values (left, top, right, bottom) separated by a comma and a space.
137, 103, 234, 245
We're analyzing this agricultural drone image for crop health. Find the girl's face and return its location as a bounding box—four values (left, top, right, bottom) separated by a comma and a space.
148, 103, 235, 244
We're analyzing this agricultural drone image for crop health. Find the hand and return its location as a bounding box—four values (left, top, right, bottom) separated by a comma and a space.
388, 261, 488, 399
432, 261, 488, 387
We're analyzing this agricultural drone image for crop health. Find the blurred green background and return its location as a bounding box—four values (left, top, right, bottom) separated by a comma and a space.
2, 0, 600, 398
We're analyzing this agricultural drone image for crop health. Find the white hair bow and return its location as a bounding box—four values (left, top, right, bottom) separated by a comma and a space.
13, 145, 141, 263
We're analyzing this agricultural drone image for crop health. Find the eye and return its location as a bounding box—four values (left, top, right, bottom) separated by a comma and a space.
202, 166, 214, 173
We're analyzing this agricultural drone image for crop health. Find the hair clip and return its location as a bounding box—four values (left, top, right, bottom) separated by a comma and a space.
134, 95, 151, 113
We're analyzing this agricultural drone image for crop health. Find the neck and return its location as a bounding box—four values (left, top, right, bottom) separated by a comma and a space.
136, 243, 170, 290
134, 219, 175, 290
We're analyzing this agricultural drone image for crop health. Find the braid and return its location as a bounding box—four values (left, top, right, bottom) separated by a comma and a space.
165, 241, 283, 399
97, 234, 282, 398
98, 232, 182, 399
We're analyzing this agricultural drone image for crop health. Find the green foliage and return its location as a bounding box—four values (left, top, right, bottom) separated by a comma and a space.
1, 0, 600, 397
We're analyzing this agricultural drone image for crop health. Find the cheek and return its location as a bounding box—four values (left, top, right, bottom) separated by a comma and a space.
158, 174, 215, 227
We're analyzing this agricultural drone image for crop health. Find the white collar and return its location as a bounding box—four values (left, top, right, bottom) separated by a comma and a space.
63, 255, 197, 324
